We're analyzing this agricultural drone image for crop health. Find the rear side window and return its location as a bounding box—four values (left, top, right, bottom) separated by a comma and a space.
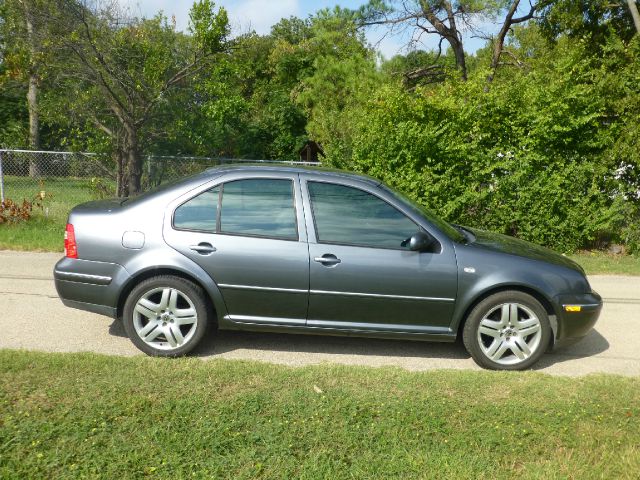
173, 186, 219, 232
174, 178, 298, 240
220, 179, 297, 239
308, 181, 417, 249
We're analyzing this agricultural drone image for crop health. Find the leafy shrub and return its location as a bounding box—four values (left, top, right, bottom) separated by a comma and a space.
0, 198, 37, 223
322, 37, 640, 253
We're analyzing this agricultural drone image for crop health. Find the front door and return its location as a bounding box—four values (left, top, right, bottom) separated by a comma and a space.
164, 175, 309, 326
302, 178, 458, 333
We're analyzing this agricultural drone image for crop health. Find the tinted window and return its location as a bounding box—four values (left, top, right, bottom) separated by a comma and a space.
379, 184, 465, 243
220, 179, 297, 239
173, 187, 219, 232
308, 182, 417, 249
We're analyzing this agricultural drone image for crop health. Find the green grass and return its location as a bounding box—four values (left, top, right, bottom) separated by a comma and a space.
570, 252, 640, 276
1, 350, 639, 479
0, 176, 98, 251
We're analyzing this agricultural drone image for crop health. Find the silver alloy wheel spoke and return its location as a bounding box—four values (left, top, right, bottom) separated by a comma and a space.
509, 303, 519, 324
145, 327, 163, 343
132, 287, 198, 351
175, 315, 197, 326
165, 326, 178, 347
477, 302, 542, 366
169, 289, 179, 311
513, 337, 531, 357
138, 319, 160, 338
175, 307, 196, 318
480, 318, 503, 330
159, 289, 171, 310
500, 304, 510, 326
489, 340, 509, 361
479, 325, 501, 338
135, 303, 158, 320
169, 324, 184, 345
515, 317, 538, 329
518, 324, 541, 337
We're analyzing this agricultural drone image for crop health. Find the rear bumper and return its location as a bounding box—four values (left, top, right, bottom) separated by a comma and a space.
553, 291, 603, 347
54, 257, 128, 319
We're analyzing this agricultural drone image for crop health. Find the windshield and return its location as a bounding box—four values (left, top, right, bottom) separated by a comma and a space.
378, 184, 466, 243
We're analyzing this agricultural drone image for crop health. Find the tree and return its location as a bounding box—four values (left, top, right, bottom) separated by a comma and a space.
1, 0, 58, 174
486, 0, 540, 83
627, 0, 640, 34
539, 0, 637, 43
42, 0, 229, 196
359, 1, 515, 80
294, 8, 379, 161
198, 27, 309, 160
199, 9, 374, 161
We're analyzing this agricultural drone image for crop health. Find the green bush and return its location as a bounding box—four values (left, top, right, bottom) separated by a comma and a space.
324, 36, 639, 253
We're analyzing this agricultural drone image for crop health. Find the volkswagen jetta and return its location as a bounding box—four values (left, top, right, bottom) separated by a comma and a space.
54, 165, 602, 370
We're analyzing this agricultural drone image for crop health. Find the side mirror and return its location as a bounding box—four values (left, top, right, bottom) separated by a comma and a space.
402, 231, 437, 252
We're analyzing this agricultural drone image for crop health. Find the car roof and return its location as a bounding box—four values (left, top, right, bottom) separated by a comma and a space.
203, 163, 382, 187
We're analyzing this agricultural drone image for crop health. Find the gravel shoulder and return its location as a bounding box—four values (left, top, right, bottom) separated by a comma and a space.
1, 250, 639, 376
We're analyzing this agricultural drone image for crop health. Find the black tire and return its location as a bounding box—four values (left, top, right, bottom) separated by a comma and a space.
462, 291, 552, 371
123, 275, 210, 357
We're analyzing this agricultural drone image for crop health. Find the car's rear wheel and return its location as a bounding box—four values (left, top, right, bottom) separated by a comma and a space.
123, 276, 209, 357
462, 291, 552, 370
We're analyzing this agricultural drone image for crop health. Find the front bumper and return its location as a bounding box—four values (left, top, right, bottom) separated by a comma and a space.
553, 291, 603, 347
54, 257, 129, 318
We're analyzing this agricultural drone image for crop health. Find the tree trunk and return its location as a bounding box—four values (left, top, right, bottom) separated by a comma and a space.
115, 149, 125, 197
420, 1, 467, 81
122, 124, 142, 197
487, 0, 521, 85
22, 0, 42, 177
27, 73, 40, 152
450, 36, 467, 81
628, 0, 640, 35
126, 147, 142, 196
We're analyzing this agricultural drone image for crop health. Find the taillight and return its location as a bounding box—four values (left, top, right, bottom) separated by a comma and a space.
65, 223, 78, 259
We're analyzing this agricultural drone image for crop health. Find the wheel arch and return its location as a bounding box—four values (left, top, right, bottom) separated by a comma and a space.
116, 266, 225, 327
455, 284, 558, 340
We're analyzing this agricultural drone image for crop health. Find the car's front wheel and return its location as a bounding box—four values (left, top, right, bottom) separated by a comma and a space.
462, 291, 552, 370
123, 276, 209, 357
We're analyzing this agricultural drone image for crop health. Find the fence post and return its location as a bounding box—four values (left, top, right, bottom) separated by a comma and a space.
0, 150, 5, 203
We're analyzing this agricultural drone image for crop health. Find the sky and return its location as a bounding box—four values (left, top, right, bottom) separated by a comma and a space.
127, 0, 503, 59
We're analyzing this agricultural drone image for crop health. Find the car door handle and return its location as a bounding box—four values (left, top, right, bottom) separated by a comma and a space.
189, 243, 217, 255
314, 254, 341, 266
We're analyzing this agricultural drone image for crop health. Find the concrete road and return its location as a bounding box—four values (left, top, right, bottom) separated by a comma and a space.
1, 250, 639, 376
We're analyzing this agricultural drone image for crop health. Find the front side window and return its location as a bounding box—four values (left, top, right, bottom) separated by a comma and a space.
308, 182, 418, 249
220, 178, 297, 239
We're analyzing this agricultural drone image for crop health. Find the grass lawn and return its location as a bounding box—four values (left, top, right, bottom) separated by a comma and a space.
0, 176, 98, 251
570, 252, 640, 276
0, 350, 639, 479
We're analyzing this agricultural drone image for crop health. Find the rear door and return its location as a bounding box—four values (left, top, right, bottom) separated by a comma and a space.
164, 172, 309, 326
301, 175, 458, 334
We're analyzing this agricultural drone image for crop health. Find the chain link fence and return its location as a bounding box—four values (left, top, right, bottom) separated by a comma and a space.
0, 149, 112, 208
0, 149, 318, 223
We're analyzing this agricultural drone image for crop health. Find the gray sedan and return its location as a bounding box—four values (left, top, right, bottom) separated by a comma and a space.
54, 165, 602, 370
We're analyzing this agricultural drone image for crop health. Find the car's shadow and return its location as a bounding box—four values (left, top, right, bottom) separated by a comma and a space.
533, 329, 610, 369
107, 320, 609, 367
193, 329, 472, 360
108, 320, 127, 338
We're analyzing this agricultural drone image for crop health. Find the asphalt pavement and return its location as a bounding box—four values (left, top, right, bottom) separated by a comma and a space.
1, 250, 639, 376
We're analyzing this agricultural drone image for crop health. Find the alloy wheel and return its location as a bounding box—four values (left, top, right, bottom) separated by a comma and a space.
132, 287, 199, 350
476, 302, 542, 366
